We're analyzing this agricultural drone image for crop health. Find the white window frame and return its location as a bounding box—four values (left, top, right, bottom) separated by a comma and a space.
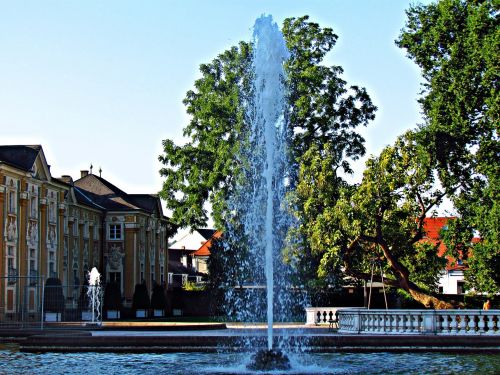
108, 224, 122, 240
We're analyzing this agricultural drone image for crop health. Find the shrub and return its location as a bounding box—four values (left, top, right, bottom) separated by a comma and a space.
150, 283, 167, 310
103, 282, 122, 311
132, 283, 150, 310
78, 275, 90, 310
183, 281, 205, 291
43, 278, 65, 312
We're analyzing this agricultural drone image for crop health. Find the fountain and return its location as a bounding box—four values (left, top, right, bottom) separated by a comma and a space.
225, 14, 295, 370
86, 267, 102, 325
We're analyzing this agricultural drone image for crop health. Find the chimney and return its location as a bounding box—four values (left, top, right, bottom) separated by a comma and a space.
60, 175, 74, 185
81, 170, 89, 178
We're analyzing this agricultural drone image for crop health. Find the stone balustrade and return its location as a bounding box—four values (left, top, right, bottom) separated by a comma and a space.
305, 307, 362, 326
337, 308, 499, 335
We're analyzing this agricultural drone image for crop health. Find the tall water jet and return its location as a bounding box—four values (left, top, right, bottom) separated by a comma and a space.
86, 267, 102, 324
225, 14, 292, 357
253, 15, 290, 351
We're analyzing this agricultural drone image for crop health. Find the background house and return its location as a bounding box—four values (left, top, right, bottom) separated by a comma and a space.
167, 228, 216, 289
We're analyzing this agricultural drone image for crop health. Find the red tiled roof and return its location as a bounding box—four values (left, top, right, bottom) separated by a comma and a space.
421, 217, 479, 270
422, 217, 452, 257
193, 230, 222, 256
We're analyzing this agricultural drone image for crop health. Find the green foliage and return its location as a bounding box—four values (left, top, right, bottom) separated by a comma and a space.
182, 281, 205, 292
301, 131, 449, 306
397, 0, 499, 295
159, 16, 376, 230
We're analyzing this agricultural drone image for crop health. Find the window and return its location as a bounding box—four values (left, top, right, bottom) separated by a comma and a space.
167, 272, 173, 285
49, 201, 56, 223
28, 248, 37, 284
73, 219, 79, 236
8, 190, 16, 214
181, 255, 187, 267
48, 250, 56, 277
30, 196, 37, 218
151, 265, 155, 285
6, 246, 16, 283
109, 224, 122, 240
160, 266, 165, 284
140, 262, 144, 283
457, 281, 466, 295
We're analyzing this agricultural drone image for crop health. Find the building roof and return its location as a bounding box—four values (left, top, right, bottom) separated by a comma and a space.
422, 217, 452, 257
197, 228, 217, 240
169, 228, 216, 251
0, 145, 41, 171
73, 173, 163, 215
193, 230, 222, 257
422, 217, 477, 271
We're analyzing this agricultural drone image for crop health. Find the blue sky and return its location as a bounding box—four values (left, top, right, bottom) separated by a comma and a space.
0, 1, 428, 199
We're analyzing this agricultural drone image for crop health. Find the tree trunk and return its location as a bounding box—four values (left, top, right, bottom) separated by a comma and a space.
405, 283, 455, 309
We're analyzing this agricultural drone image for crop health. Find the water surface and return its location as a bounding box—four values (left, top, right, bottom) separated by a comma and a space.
1, 344, 499, 374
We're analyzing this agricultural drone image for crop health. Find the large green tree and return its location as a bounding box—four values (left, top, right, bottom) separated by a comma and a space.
298, 131, 451, 308
159, 16, 376, 231
397, 0, 499, 295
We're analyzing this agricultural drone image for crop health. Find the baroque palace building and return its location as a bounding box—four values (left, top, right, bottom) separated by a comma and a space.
0, 145, 169, 318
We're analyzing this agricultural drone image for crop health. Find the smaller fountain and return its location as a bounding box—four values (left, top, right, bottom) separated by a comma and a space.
86, 267, 102, 326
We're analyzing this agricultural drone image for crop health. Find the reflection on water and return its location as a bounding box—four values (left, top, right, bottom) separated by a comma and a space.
0, 344, 499, 374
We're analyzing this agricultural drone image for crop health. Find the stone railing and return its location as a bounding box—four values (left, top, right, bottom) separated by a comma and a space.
305, 307, 363, 326
338, 308, 499, 335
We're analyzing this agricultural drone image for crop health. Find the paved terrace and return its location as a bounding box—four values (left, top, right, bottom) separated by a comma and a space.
0, 322, 499, 353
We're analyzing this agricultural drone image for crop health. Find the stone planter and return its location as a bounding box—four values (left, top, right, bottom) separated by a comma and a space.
106, 310, 120, 319
44, 312, 62, 322
81, 310, 93, 321
153, 309, 164, 317
172, 308, 183, 316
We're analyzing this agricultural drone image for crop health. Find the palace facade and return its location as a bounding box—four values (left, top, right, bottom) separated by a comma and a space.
0, 145, 169, 319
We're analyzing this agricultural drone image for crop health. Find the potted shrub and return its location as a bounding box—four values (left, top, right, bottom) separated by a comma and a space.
43, 278, 65, 322
78, 276, 92, 321
103, 282, 122, 319
132, 283, 150, 318
150, 283, 167, 317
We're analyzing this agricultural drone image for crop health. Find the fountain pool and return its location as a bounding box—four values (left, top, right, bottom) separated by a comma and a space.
1, 344, 499, 374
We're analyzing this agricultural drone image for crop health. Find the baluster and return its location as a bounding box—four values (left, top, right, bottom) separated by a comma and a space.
444, 314, 451, 334
477, 314, 486, 333
383, 314, 389, 333
393, 314, 400, 333
486, 314, 496, 335
416, 314, 422, 333
450, 314, 458, 334
436, 313, 443, 334
402, 314, 408, 333
387, 314, 394, 333
469, 313, 478, 334
458, 314, 467, 334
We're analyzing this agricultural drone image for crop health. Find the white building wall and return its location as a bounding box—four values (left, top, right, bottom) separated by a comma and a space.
438, 270, 465, 294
